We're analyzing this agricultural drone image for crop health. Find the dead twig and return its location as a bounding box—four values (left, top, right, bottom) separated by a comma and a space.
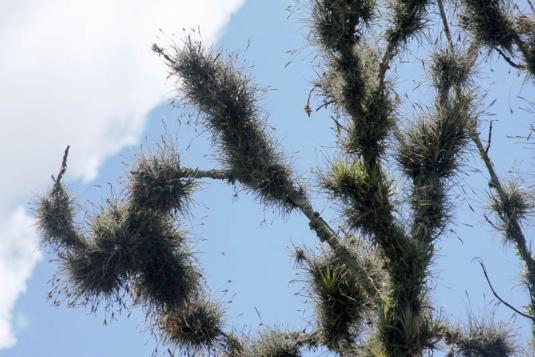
475, 258, 535, 322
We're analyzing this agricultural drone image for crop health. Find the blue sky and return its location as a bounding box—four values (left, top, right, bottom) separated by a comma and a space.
1, 1, 535, 356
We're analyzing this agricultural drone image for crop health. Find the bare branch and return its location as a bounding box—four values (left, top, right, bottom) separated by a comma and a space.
495, 47, 525, 69
475, 258, 535, 321
437, 0, 454, 50
485, 120, 493, 154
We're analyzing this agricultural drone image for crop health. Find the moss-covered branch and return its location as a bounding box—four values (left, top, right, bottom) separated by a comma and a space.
172, 165, 380, 298
36, 146, 88, 252
155, 40, 378, 298
459, 0, 535, 76
439, 0, 535, 338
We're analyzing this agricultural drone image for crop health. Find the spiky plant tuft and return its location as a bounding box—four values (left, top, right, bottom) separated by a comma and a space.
61, 203, 136, 300
431, 50, 473, 94
322, 161, 394, 235
387, 0, 431, 46
249, 330, 303, 357
299, 237, 384, 347
63, 243, 126, 301
36, 182, 86, 251
311, 0, 376, 52
446, 317, 516, 356
131, 214, 200, 311
489, 180, 533, 241
346, 89, 396, 159
161, 297, 224, 355
129, 151, 196, 214
318, 45, 396, 159
309, 254, 367, 344
515, 14, 535, 76
378, 299, 444, 356
398, 94, 473, 181
491, 181, 532, 221
460, 0, 517, 51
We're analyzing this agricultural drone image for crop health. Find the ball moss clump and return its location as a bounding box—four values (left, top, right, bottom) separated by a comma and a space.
489, 180, 532, 224
446, 317, 516, 356
296, 237, 385, 347
162, 297, 224, 354
460, 0, 517, 51
64, 242, 126, 301
36, 183, 86, 251
61, 203, 135, 302
130, 210, 200, 310
130, 152, 195, 214
91, 203, 136, 271
311, 0, 376, 51
307, 248, 370, 345
322, 161, 394, 235
515, 15, 535, 76
249, 330, 302, 357
397, 94, 472, 181
430, 50, 472, 93
134, 246, 200, 312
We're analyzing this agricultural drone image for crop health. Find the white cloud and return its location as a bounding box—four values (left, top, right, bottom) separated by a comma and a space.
0, 0, 245, 349
0, 207, 41, 349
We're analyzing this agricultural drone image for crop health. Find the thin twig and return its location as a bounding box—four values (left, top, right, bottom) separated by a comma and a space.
475, 258, 535, 321
437, 0, 454, 49
483, 214, 502, 232
485, 120, 493, 154
152, 44, 176, 66
495, 47, 524, 69
54, 145, 70, 185
315, 99, 336, 112
305, 87, 314, 117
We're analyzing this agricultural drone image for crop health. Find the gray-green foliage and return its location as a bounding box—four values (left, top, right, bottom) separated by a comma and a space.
446, 317, 516, 356
35, 0, 535, 356
154, 41, 301, 212
459, 0, 535, 76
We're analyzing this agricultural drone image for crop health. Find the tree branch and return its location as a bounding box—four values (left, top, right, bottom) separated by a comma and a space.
437, 0, 454, 50
471, 133, 535, 274
485, 120, 493, 154
53, 145, 70, 185
475, 259, 535, 321
495, 47, 525, 69
177, 167, 379, 297
437, 0, 535, 328
177, 168, 235, 181
437, 0, 535, 271
378, 40, 397, 91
